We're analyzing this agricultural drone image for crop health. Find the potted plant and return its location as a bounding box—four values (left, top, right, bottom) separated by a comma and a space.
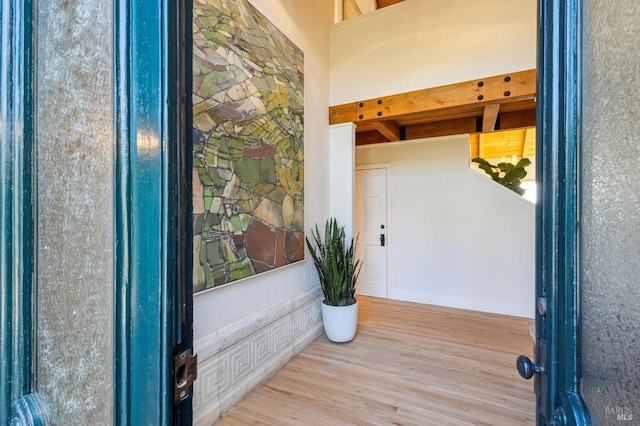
471, 157, 532, 195
306, 218, 362, 343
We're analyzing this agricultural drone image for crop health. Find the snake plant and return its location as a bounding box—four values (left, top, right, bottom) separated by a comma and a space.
306, 218, 362, 306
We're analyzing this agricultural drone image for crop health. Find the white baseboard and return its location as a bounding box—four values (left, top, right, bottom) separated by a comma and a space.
390, 289, 534, 319
193, 288, 323, 425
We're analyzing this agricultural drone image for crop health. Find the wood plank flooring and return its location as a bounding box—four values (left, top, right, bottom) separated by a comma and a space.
215, 296, 535, 425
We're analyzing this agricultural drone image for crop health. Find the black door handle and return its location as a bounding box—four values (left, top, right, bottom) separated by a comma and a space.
516, 355, 545, 379
380, 234, 385, 246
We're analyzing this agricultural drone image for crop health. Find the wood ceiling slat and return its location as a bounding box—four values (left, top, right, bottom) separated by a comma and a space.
472, 128, 536, 161
469, 134, 480, 158
523, 127, 536, 157
479, 133, 487, 158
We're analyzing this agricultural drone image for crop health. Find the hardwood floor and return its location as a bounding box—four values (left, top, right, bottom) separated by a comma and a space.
215, 296, 535, 425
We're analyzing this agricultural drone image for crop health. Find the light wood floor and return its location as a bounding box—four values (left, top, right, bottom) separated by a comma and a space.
215, 296, 535, 425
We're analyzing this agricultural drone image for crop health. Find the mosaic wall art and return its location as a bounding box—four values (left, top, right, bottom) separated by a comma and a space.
192, 0, 305, 292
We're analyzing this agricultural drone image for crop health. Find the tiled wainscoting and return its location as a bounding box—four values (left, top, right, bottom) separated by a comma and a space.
193, 288, 324, 425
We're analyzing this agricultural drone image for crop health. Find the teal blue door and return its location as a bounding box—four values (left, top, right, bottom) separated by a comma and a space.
517, 0, 640, 424
536, 0, 590, 419
114, 0, 195, 424
516, 0, 591, 424
0, 1, 45, 423
1, 0, 193, 423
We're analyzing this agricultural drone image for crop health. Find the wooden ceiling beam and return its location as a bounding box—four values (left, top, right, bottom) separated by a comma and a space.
482, 104, 500, 132
404, 117, 477, 141
371, 120, 400, 141
356, 131, 389, 145
343, 0, 363, 20
377, 0, 406, 9
329, 69, 536, 126
499, 108, 536, 129
356, 117, 478, 145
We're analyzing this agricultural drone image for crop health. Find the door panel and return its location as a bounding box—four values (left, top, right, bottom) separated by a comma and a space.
114, 0, 193, 424
0, 0, 47, 423
516, 1, 591, 424
355, 167, 388, 298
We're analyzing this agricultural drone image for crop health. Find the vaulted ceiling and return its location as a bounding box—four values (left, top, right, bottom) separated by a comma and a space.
335, 2, 537, 161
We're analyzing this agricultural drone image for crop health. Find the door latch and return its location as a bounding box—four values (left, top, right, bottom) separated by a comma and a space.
174, 349, 198, 403
380, 234, 385, 246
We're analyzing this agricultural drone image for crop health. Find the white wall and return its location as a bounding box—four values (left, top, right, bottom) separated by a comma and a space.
193, 1, 333, 423
330, 0, 537, 104
356, 136, 535, 318
332, 0, 537, 318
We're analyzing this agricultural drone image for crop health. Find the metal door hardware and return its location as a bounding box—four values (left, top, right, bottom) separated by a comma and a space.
537, 297, 547, 317
174, 349, 198, 403
516, 355, 545, 379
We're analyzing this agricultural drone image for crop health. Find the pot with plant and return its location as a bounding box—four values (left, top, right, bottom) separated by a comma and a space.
306, 218, 362, 343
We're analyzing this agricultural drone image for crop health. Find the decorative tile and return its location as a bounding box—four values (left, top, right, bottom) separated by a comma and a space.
271, 317, 290, 353
194, 292, 323, 425
253, 327, 273, 365
218, 339, 252, 394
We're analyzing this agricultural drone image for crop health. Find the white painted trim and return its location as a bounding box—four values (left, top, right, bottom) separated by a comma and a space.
193, 288, 324, 425
330, 123, 357, 239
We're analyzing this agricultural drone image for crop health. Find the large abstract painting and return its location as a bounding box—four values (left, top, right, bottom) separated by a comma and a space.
192, 0, 305, 292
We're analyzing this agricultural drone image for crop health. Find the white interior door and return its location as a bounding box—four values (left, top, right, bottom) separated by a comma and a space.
355, 167, 388, 298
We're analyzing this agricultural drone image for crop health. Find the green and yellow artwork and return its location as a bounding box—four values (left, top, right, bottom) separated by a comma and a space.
192, 0, 304, 292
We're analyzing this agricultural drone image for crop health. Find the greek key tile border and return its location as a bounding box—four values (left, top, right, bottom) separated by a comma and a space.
193, 289, 323, 425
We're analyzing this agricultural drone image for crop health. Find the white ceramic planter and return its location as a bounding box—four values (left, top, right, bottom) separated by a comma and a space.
320, 300, 358, 343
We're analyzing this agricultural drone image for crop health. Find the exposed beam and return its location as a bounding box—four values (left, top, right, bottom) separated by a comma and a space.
357, 117, 479, 145
500, 108, 536, 129
404, 117, 477, 141
329, 69, 536, 126
343, 0, 363, 20
482, 104, 500, 132
356, 131, 388, 145
377, 0, 405, 8
371, 120, 400, 141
